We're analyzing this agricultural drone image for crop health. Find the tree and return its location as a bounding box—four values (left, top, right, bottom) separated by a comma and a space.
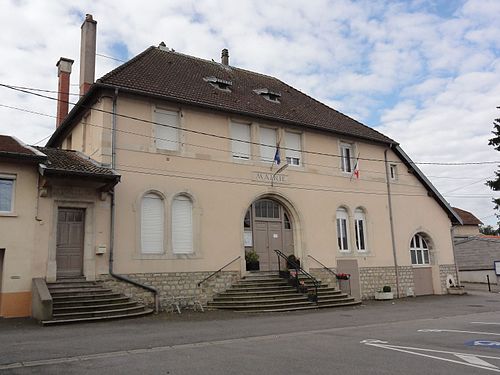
479, 225, 499, 236
486, 107, 500, 218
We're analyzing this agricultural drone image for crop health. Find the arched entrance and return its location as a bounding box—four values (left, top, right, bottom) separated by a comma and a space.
244, 198, 294, 271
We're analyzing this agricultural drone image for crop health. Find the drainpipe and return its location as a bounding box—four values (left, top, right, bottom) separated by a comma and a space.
384, 146, 400, 298
107, 88, 160, 313
450, 225, 461, 287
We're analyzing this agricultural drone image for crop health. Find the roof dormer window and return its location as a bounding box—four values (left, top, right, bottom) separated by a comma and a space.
204, 76, 232, 92
254, 88, 281, 103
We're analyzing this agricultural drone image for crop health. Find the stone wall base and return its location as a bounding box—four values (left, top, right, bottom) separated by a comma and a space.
98, 271, 240, 312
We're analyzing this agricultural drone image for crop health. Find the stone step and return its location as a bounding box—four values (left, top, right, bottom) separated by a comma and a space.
49, 288, 113, 296
53, 301, 139, 314
214, 293, 302, 301
48, 283, 99, 289
208, 299, 314, 310
233, 281, 290, 287
240, 305, 318, 313
53, 296, 130, 307
42, 309, 154, 326
227, 285, 296, 293
318, 300, 362, 308
51, 305, 147, 319
212, 295, 309, 304
52, 292, 122, 302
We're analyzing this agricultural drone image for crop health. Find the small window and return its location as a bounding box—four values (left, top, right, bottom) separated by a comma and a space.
336, 208, 350, 251
0, 176, 15, 213
285, 131, 301, 166
204, 76, 232, 92
260, 127, 277, 162
154, 108, 179, 151
410, 233, 430, 265
354, 208, 367, 252
340, 143, 353, 173
141, 193, 164, 254
172, 195, 193, 254
390, 164, 398, 181
231, 122, 251, 160
244, 209, 251, 228
254, 88, 281, 103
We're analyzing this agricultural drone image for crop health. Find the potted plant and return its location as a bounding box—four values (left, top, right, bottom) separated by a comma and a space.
286, 254, 300, 269
245, 250, 260, 271
336, 273, 350, 280
375, 285, 394, 300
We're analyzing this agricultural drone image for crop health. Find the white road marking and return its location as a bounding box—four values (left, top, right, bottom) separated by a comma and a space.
455, 354, 498, 368
418, 329, 500, 336
362, 340, 500, 372
473, 322, 500, 326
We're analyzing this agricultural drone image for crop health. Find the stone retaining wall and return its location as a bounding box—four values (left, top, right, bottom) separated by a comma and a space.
99, 271, 240, 312
359, 266, 415, 299
439, 264, 459, 293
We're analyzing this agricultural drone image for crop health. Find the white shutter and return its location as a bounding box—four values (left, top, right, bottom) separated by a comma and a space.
260, 127, 276, 162
141, 194, 164, 254
172, 196, 193, 254
154, 109, 179, 151
231, 122, 251, 159
285, 131, 301, 165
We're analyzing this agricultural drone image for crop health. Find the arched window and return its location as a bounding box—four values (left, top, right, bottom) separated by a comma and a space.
354, 208, 367, 251
410, 233, 430, 265
172, 195, 193, 254
141, 193, 164, 254
336, 208, 350, 251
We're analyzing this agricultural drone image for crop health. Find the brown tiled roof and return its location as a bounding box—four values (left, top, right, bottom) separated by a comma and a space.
452, 207, 482, 225
0, 135, 45, 162
36, 147, 119, 180
97, 46, 394, 144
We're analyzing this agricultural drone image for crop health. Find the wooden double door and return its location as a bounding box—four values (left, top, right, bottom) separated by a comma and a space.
248, 199, 294, 271
56, 208, 85, 278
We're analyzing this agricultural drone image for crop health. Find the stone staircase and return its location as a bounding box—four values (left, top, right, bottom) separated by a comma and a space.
208, 272, 360, 312
42, 279, 153, 325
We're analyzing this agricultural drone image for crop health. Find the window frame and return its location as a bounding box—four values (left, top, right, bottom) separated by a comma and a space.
140, 192, 165, 254
336, 208, 350, 252
410, 233, 430, 266
354, 208, 367, 252
172, 195, 194, 254
153, 107, 180, 152
231, 121, 251, 160
260, 126, 278, 163
0, 174, 16, 215
284, 131, 302, 167
389, 164, 398, 181
340, 142, 354, 174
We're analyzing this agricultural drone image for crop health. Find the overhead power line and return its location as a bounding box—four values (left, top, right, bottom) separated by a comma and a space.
1, 82, 500, 167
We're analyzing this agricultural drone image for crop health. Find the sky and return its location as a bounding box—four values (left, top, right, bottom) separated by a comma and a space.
0, 0, 499, 226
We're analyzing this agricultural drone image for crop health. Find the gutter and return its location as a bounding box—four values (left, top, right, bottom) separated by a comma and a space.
385, 146, 400, 298
107, 88, 160, 313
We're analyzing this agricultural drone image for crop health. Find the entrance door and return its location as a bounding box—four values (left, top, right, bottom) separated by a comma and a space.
413, 267, 433, 296
56, 208, 85, 278
254, 221, 283, 271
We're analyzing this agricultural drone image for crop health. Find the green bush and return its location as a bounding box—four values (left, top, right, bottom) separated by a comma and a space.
245, 250, 259, 263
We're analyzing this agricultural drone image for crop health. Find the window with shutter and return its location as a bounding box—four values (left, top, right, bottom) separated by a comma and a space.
231, 122, 251, 159
172, 195, 193, 254
354, 208, 367, 252
154, 109, 179, 151
285, 131, 301, 166
336, 208, 350, 251
340, 143, 353, 173
141, 193, 164, 254
260, 127, 277, 162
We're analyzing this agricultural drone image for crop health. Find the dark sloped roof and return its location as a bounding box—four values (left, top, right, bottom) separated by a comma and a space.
36, 147, 119, 180
97, 46, 394, 144
452, 207, 482, 225
0, 135, 46, 162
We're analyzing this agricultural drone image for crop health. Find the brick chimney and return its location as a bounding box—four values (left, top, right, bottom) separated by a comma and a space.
221, 48, 229, 66
79, 14, 97, 95
56, 57, 74, 127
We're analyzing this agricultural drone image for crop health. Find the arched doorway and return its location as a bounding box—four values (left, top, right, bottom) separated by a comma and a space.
244, 198, 294, 271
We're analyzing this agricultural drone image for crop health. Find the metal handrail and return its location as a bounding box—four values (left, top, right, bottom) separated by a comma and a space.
197, 256, 241, 287
274, 249, 319, 303
308, 254, 351, 296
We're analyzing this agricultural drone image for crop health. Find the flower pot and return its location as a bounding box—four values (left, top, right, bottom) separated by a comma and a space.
246, 261, 260, 271
447, 286, 466, 295
375, 291, 394, 300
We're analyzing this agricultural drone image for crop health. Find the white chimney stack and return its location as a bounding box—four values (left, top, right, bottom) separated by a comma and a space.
79, 14, 97, 95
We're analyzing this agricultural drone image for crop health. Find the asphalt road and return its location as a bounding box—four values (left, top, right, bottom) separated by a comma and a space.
2, 288, 500, 374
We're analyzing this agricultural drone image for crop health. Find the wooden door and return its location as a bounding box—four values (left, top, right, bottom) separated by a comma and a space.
56, 208, 85, 278
254, 221, 283, 271
413, 267, 433, 296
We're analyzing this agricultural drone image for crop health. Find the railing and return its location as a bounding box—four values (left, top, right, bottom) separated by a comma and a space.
308, 254, 351, 296
274, 250, 319, 303
197, 256, 241, 287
